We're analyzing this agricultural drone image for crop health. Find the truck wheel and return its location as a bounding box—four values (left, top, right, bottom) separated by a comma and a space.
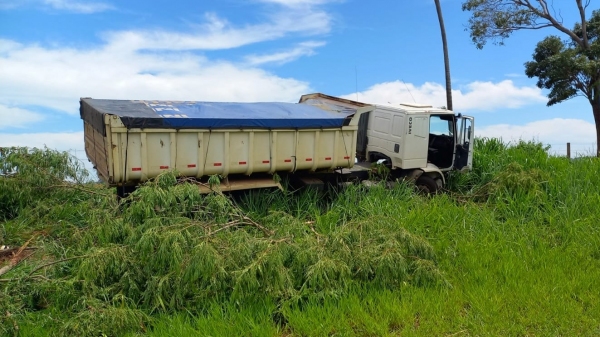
415, 175, 439, 195
116, 185, 137, 199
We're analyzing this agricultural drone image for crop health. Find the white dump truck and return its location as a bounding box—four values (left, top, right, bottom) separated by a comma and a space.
81, 93, 473, 196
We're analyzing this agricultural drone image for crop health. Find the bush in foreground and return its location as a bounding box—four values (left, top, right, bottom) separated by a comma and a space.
0, 147, 442, 336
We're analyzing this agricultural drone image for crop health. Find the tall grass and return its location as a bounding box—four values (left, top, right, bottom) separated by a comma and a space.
2, 140, 600, 336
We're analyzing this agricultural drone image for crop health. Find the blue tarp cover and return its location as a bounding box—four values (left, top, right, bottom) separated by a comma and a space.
80, 99, 354, 131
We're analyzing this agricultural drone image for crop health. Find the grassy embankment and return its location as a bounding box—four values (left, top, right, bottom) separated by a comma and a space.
1, 139, 599, 336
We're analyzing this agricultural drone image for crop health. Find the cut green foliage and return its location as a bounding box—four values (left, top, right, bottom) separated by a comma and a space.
0, 149, 440, 336
0, 147, 90, 221
2, 140, 600, 336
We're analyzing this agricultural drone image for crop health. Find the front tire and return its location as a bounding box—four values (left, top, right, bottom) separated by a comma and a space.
415, 175, 439, 195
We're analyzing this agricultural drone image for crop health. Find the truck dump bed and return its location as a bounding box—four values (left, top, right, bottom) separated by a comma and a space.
81, 96, 372, 186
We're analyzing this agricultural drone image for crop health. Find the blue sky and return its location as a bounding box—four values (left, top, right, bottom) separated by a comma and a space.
0, 0, 597, 164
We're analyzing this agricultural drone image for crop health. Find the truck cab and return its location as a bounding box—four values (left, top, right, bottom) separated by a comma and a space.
363, 103, 474, 185
298, 94, 475, 192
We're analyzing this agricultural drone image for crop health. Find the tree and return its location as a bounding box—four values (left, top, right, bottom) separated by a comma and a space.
462, 0, 600, 156
435, 0, 453, 111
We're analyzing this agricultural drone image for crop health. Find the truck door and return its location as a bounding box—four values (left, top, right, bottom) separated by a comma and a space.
454, 116, 474, 170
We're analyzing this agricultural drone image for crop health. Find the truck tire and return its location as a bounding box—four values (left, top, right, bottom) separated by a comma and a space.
415, 175, 439, 195
116, 185, 137, 199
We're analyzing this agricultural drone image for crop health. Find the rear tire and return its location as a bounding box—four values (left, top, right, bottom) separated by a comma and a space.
116, 185, 137, 199
415, 175, 439, 195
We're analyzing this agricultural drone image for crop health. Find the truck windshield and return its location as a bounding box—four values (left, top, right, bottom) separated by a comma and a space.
429, 115, 453, 136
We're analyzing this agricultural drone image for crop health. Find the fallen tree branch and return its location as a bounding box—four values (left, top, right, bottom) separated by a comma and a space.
5, 311, 19, 334
204, 217, 274, 238
0, 250, 36, 277
0, 254, 91, 283
27, 254, 90, 277
176, 176, 222, 194
44, 183, 113, 197
0, 274, 51, 283
0, 237, 37, 277
207, 221, 243, 236
241, 216, 274, 236
269, 237, 292, 245
304, 221, 322, 238
0, 247, 36, 258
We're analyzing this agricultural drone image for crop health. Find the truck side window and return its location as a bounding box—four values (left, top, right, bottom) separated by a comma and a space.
429, 116, 452, 136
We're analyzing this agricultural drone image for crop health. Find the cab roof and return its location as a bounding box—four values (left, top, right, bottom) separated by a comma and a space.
299, 93, 454, 116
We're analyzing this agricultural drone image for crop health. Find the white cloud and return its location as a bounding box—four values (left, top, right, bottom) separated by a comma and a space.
104, 8, 330, 52
0, 0, 334, 114
4, 0, 329, 49
0, 131, 83, 150
245, 41, 326, 65
477, 118, 597, 155
459, 81, 546, 110
342, 80, 546, 112
43, 0, 113, 13
0, 38, 313, 114
0, 104, 45, 129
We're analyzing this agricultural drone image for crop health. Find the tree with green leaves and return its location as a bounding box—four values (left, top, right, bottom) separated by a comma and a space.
462, 0, 600, 156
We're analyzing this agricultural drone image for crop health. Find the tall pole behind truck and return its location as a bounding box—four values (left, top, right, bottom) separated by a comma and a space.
434, 0, 453, 111
81, 93, 474, 196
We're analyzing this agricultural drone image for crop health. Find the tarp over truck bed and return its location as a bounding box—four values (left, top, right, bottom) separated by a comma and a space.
80, 94, 374, 188
80, 99, 357, 135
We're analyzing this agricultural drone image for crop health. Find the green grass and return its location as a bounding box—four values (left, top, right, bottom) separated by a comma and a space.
1, 140, 600, 336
